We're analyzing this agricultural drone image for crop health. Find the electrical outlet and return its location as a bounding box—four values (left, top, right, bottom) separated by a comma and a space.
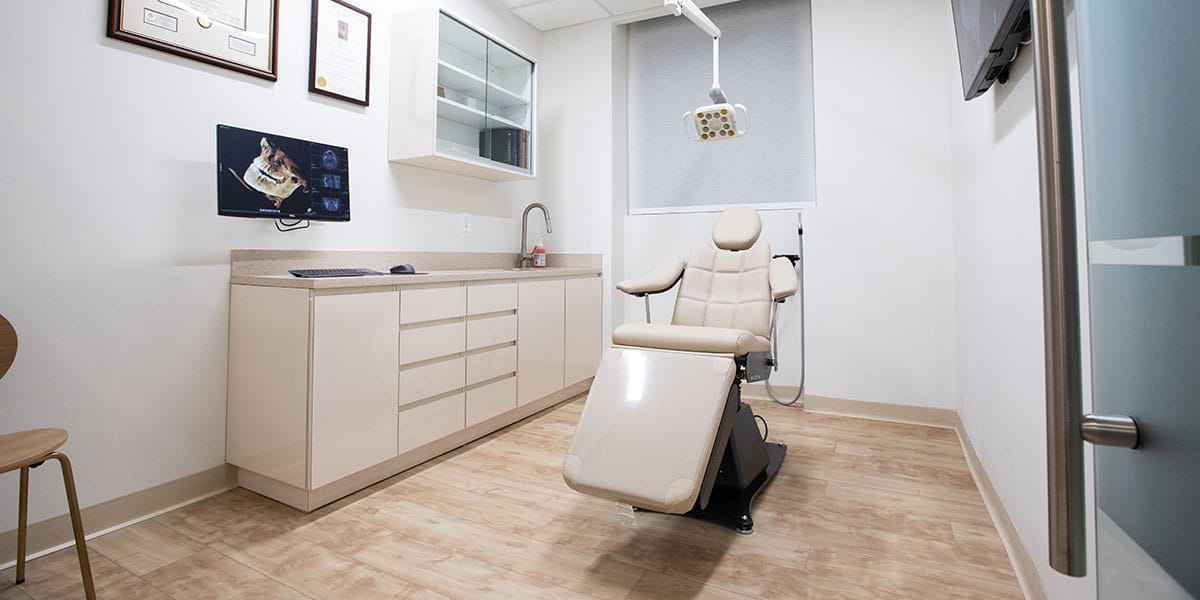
460, 212, 471, 233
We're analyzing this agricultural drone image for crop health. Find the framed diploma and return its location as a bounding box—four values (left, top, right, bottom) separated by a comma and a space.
107, 0, 279, 80
308, 0, 372, 106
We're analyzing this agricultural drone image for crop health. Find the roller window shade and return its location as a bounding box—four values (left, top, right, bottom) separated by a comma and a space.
628, 0, 816, 214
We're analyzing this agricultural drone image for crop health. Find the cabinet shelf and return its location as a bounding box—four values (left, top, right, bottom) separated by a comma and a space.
437, 97, 525, 132
438, 61, 529, 109
434, 140, 531, 179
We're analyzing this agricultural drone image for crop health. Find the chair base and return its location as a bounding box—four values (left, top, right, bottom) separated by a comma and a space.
686, 402, 787, 534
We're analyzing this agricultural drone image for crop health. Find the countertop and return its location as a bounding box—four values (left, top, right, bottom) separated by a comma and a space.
231, 266, 601, 289
228, 249, 602, 289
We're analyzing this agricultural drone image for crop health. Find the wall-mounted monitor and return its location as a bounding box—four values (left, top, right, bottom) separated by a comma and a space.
951, 0, 1031, 101
216, 124, 350, 221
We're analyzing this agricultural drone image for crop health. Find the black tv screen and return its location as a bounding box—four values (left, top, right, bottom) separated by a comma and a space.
951, 0, 1030, 100
217, 124, 350, 221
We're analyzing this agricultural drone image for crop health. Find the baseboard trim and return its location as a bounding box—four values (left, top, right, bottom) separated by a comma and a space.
952, 415, 1047, 600
805, 394, 958, 428
740, 383, 806, 407
0, 464, 235, 569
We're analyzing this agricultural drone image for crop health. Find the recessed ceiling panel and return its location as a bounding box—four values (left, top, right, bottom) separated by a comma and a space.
497, 0, 545, 9
594, 0, 664, 16
512, 0, 611, 31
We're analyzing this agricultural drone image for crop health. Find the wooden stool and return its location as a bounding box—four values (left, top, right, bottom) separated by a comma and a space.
1, 316, 95, 599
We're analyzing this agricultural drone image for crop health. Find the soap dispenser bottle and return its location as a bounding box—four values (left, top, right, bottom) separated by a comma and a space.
532, 238, 547, 268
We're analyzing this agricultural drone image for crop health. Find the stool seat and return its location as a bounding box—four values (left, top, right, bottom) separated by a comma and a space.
0, 428, 68, 473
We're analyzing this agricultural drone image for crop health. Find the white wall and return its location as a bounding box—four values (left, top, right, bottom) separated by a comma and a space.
622, 0, 960, 409
536, 21, 623, 344
0, 0, 543, 529
947, 7, 1096, 600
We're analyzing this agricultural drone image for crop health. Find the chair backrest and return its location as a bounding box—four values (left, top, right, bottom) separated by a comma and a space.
0, 314, 16, 381
671, 208, 773, 337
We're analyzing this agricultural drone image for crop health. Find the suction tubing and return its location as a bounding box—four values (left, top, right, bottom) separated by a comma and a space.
766, 216, 805, 406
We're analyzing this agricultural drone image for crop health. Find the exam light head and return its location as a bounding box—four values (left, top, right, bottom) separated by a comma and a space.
684, 101, 750, 142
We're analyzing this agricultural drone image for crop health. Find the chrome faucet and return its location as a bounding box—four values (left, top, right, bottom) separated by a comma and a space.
519, 202, 553, 268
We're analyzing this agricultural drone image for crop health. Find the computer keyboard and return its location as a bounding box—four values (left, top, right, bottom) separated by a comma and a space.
288, 268, 385, 278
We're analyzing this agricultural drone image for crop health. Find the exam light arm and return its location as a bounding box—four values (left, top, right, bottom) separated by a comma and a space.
665, 0, 725, 101
664, 0, 721, 38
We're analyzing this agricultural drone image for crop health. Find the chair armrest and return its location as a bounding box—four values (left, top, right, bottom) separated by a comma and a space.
616, 257, 687, 296
769, 257, 799, 301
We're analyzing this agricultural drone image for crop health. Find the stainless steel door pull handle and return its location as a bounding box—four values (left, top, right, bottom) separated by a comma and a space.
1081, 414, 1140, 449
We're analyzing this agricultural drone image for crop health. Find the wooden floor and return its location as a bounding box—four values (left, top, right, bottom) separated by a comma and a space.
1, 397, 1022, 599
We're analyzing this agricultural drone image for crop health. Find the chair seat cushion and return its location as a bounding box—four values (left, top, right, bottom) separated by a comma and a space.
613, 323, 769, 356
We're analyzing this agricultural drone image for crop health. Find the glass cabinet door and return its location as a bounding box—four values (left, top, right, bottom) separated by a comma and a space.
482, 39, 532, 171
435, 12, 532, 173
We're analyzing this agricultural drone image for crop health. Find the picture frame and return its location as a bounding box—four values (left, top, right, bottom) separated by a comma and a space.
308, 0, 372, 106
107, 0, 279, 81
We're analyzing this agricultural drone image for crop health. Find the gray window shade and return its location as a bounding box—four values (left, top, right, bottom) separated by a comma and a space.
628, 0, 816, 213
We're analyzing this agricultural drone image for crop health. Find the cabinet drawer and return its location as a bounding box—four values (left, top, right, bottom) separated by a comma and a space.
466, 314, 518, 350
467, 282, 517, 315
400, 321, 465, 364
398, 393, 465, 455
399, 357, 465, 407
466, 377, 516, 427
466, 345, 517, 386
401, 286, 466, 324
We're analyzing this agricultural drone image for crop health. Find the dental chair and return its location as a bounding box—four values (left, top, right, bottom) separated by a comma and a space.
563, 207, 798, 533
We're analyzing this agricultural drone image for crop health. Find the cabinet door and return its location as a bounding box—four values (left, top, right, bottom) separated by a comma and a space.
517, 279, 565, 405
564, 277, 603, 386
227, 285, 310, 489
310, 291, 399, 488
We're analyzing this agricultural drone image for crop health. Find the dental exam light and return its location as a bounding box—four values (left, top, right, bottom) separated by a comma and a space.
664, 0, 749, 141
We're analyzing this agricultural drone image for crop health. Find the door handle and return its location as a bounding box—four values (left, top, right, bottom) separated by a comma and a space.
1031, 0, 1087, 578
1081, 414, 1140, 449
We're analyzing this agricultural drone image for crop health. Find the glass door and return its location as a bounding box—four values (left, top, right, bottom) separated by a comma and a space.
1076, 1, 1200, 598
435, 12, 532, 173
482, 39, 532, 171
435, 13, 488, 161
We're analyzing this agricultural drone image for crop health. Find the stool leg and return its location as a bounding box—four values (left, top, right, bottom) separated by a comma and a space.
49, 453, 95, 600
15, 466, 29, 584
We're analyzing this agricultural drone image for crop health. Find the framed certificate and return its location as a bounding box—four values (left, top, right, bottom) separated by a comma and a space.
308, 0, 372, 106
107, 0, 278, 80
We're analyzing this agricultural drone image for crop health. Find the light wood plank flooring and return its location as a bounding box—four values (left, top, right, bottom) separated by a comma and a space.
1, 397, 1022, 599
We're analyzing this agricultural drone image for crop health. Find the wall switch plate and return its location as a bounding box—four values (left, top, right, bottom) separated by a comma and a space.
460, 212, 471, 233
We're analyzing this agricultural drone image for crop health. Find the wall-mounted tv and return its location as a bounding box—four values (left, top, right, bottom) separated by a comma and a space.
951, 0, 1031, 101
217, 124, 350, 221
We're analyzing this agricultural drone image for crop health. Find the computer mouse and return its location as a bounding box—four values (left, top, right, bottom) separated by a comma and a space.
389, 264, 416, 274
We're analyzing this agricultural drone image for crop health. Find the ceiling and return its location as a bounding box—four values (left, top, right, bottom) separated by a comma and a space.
495, 0, 661, 31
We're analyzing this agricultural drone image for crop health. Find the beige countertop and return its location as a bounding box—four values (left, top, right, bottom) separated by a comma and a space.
231, 266, 601, 289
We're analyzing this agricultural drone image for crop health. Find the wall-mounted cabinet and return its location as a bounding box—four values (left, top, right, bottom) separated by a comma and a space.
389, 4, 535, 181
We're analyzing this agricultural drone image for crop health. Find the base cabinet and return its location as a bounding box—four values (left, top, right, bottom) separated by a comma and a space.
518, 276, 604, 401
565, 277, 603, 386
517, 279, 565, 405
227, 272, 599, 511
310, 292, 400, 488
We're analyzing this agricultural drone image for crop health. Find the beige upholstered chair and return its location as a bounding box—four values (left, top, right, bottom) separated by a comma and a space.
564, 207, 798, 533
0, 314, 96, 599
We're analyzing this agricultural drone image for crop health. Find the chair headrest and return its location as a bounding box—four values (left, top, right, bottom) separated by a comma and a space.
711, 207, 762, 251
